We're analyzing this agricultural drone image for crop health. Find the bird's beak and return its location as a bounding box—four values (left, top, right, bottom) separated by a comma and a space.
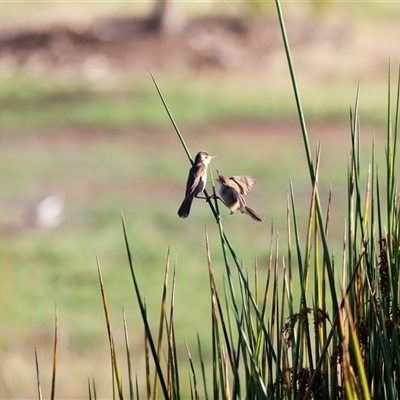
211, 155, 217, 159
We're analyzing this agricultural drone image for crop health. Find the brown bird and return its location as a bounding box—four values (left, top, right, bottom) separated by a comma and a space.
215, 170, 264, 222
177, 151, 216, 218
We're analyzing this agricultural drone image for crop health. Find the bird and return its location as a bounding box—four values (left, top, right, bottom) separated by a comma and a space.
215, 170, 263, 222
177, 151, 216, 218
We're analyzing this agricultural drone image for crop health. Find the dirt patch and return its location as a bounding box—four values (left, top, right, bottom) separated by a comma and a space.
0, 15, 348, 77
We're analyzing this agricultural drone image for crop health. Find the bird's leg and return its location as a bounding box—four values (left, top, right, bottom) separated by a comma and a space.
195, 194, 210, 200
215, 212, 229, 223
205, 193, 225, 204
220, 214, 232, 221
198, 193, 225, 204
206, 193, 228, 205
219, 211, 235, 221
195, 189, 214, 201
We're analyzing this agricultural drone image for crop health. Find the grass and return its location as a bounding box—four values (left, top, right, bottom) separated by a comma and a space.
0, 73, 394, 134
108, 2, 400, 397
0, 108, 390, 398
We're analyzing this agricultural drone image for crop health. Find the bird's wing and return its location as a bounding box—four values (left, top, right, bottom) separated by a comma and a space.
186, 164, 205, 197
236, 192, 248, 213
230, 176, 256, 195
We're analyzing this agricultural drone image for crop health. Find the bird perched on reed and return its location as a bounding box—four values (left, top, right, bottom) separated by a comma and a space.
215, 170, 263, 222
177, 151, 216, 218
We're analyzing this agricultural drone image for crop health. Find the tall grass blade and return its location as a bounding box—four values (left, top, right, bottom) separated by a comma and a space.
337, 307, 357, 399
122, 309, 134, 400
185, 340, 200, 400
205, 227, 226, 399
197, 334, 208, 400
285, 193, 294, 316
166, 261, 179, 400
87, 377, 97, 400
304, 254, 363, 399
218, 225, 277, 364
92, 377, 97, 400
172, 323, 181, 400
50, 302, 58, 400
152, 247, 170, 400
259, 228, 273, 338
288, 177, 302, 391
34, 347, 42, 400
135, 375, 139, 400
121, 213, 169, 399
342, 287, 370, 399
88, 377, 92, 400
386, 62, 394, 239
147, 66, 191, 164
211, 284, 219, 399
221, 346, 230, 400
149, 68, 221, 223
96, 257, 123, 400
274, 0, 338, 320
165, 316, 172, 398
188, 376, 194, 400
393, 64, 400, 396
205, 226, 235, 371
237, 323, 267, 398
144, 297, 151, 400
269, 234, 279, 348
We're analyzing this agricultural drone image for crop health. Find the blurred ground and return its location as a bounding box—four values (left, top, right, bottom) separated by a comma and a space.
0, 14, 347, 76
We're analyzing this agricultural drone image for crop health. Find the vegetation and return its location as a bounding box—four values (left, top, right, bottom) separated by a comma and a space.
31, 1, 400, 399
1, 1, 400, 399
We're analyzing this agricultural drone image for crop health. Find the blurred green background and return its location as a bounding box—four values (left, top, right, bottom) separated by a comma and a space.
0, 1, 398, 398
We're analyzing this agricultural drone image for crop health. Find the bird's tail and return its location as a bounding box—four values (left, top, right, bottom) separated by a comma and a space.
244, 206, 264, 222
177, 196, 194, 218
